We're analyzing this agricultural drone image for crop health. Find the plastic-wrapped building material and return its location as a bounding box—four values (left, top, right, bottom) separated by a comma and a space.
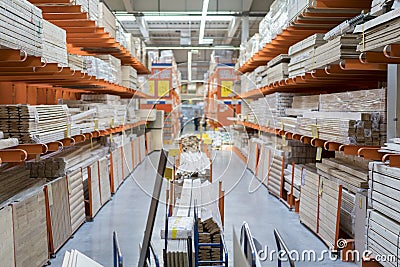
42, 20, 68, 66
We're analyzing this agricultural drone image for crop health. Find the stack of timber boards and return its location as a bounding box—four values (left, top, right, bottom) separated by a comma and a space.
355, 9, 400, 52
366, 210, 399, 267
45, 177, 72, 255
122, 141, 133, 179
256, 144, 268, 185
316, 152, 369, 238
285, 95, 319, 117
248, 138, 261, 173
12, 188, 49, 267
197, 218, 222, 265
318, 177, 341, 250
0, 105, 70, 144
0, 166, 45, 204
288, 34, 326, 77
139, 134, 146, 160
266, 54, 290, 84
0, 0, 43, 56
0, 205, 14, 267
268, 150, 285, 198
98, 2, 116, 38
305, 35, 359, 71
86, 162, 102, 219
299, 164, 320, 233
62, 249, 104, 267
111, 147, 123, 193
121, 66, 138, 90
284, 164, 302, 200
67, 169, 86, 233
98, 156, 111, 206
381, 138, 400, 153
42, 20, 67, 66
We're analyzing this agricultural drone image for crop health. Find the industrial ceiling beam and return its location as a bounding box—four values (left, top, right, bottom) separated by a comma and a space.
122, 0, 134, 12
223, 17, 241, 45
136, 16, 152, 44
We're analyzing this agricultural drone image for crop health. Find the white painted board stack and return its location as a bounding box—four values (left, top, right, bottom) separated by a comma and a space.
96, 55, 122, 85
121, 66, 138, 89
98, 2, 116, 38
266, 54, 290, 84
0, 0, 43, 56
42, 20, 68, 66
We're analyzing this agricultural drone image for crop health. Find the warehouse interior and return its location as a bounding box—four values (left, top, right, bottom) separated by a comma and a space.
0, 0, 399, 267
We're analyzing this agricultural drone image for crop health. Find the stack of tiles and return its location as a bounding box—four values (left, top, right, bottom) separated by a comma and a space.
288, 34, 326, 77
42, 20, 67, 66
0, 0, 43, 56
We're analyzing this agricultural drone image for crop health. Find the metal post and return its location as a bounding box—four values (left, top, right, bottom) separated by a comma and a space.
387, 64, 400, 140
241, 15, 249, 45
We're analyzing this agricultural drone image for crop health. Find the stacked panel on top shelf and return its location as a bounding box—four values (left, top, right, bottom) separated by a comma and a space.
0, 0, 43, 56
42, 20, 68, 66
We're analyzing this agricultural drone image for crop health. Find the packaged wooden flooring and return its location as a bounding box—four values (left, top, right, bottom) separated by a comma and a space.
45, 177, 72, 254
87, 162, 102, 218
98, 156, 111, 205
299, 164, 320, 233
12, 189, 49, 267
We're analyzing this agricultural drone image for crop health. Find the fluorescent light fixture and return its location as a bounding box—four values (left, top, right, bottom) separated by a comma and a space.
142, 15, 233, 22
199, 0, 210, 44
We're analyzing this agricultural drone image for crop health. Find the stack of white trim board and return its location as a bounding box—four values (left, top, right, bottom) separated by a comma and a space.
266, 54, 290, 84
368, 162, 400, 267
0, 105, 70, 143
42, 20, 67, 66
121, 66, 138, 89
355, 8, 400, 52
0, 0, 43, 56
305, 34, 359, 71
98, 2, 116, 38
288, 34, 326, 77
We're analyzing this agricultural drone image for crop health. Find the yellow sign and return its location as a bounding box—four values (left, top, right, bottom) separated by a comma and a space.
169, 148, 179, 157
204, 138, 212, 145
221, 80, 233, 98
164, 167, 173, 180
202, 133, 209, 139
148, 80, 155, 96
311, 125, 319, 138
158, 80, 170, 97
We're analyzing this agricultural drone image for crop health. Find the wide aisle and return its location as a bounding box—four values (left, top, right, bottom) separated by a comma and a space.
52, 150, 355, 267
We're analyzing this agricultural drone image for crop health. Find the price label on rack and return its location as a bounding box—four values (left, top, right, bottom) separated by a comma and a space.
64, 123, 71, 138
94, 119, 99, 131
169, 148, 179, 157
311, 125, 322, 160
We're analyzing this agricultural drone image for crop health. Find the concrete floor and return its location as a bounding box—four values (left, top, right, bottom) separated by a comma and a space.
51, 150, 356, 267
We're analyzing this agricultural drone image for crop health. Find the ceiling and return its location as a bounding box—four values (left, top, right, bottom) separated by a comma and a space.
102, 0, 273, 79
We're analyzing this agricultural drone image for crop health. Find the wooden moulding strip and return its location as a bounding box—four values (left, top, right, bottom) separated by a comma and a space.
109, 152, 115, 193
334, 185, 343, 251
43, 185, 55, 254
289, 162, 295, 209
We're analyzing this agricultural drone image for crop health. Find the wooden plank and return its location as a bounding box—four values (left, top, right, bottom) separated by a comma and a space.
98, 156, 111, 205
0, 205, 15, 267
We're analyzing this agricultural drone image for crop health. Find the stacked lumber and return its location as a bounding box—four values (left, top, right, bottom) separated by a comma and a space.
248, 138, 261, 173
0, 166, 45, 204
318, 177, 342, 249
98, 156, 111, 205
0, 0, 43, 56
267, 151, 285, 198
42, 20, 67, 66
0, 137, 19, 149
288, 34, 326, 77
98, 2, 116, 38
0, 205, 14, 267
68, 54, 84, 71
67, 169, 86, 233
45, 177, 72, 254
299, 164, 320, 233
370, 0, 395, 15
111, 147, 123, 193
266, 54, 290, 84
176, 152, 210, 179
295, 111, 382, 145
96, 55, 122, 85
0, 104, 70, 143
179, 135, 201, 153
121, 66, 138, 89
355, 9, 400, 52
305, 35, 359, 71
381, 138, 400, 153
285, 95, 319, 116
256, 143, 268, 185
115, 20, 128, 49
122, 141, 133, 179
12, 188, 49, 267
139, 134, 146, 162
86, 162, 102, 218
254, 65, 269, 88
